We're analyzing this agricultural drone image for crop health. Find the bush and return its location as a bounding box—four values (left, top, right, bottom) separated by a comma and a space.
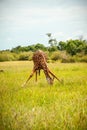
0, 50, 87, 63
50, 51, 76, 63
72, 53, 87, 63
0, 52, 16, 61
77, 55, 87, 62
61, 55, 76, 63
80, 56, 87, 62
18, 52, 33, 61
51, 51, 61, 61
60, 51, 70, 63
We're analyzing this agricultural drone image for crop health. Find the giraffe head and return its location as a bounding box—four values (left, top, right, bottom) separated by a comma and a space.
46, 77, 54, 85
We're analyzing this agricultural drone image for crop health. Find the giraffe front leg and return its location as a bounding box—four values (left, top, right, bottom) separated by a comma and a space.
22, 69, 36, 87
48, 69, 62, 83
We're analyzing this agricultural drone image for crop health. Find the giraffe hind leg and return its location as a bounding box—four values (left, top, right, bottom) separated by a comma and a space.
36, 70, 37, 82
39, 69, 40, 76
35, 69, 41, 82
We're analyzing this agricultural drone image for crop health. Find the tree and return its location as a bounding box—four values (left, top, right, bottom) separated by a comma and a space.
46, 33, 58, 51
66, 40, 77, 55
46, 33, 52, 38
65, 39, 87, 55
34, 43, 47, 51
58, 41, 66, 51
11, 46, 21, 53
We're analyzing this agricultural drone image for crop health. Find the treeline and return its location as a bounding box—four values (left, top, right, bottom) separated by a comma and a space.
11, 43, 47, 53
11, 39, 87, 55
0, 39, 87, 62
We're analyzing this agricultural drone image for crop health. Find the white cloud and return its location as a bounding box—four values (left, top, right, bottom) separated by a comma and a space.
0, 0, 87, 49
73, 30, 83, 37
1, 5, 87, 25
7, 37, 12, 41
66, 30, 87, 40
73, 31, 87, 40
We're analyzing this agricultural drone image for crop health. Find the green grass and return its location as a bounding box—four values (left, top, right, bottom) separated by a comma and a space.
0, 61, 87, 130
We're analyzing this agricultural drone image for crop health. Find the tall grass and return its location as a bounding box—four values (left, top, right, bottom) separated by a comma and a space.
0, 61, 87, 130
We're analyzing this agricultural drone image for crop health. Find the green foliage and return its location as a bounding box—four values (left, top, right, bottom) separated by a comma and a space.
79, 55, 87, 62
18, 52, 33, 61
34, 43, 47, 51
51, 51, 61, 61
49, 38, 58, 46
48, 46, 58, 52
46, 33, 87, 55
58, 39, 87, 56
11, 45, 22, 53
59, 41, 66, 50
11, 43, 47, 53
73, 54, 87, 63
0, 39, 87, 62
50, 51, 75, 63
66, 39, 87, 55
66, 40, 77, 55
0, 51, 16, 61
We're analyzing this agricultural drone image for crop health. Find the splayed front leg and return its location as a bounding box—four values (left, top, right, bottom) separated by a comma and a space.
22, 69, 36, 87
48, 69, 62, 83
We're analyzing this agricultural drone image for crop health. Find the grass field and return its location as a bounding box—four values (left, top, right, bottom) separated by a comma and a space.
0, 61, 87, 130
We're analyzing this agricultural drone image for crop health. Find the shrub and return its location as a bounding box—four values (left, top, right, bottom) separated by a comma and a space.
28, 51, 33, 61
72, 53, 87, 63
50, 51, 76, 63
78, 55, 87, 62
18, 52, 33, 61
0, 52, 15, 61
51, 51, 61, 61
75, 55, 87, 63
61, 55, 76, 63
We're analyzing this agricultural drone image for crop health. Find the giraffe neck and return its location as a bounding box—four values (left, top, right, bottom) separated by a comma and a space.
42, 65, 53, 85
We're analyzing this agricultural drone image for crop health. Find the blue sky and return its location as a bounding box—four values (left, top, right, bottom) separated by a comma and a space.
0, 0, 87, 50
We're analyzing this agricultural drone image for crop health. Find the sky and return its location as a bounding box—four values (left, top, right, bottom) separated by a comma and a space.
0, 0, 87, 50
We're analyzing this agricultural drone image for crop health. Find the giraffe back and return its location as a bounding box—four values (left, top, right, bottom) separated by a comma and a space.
32, 50, 47, 69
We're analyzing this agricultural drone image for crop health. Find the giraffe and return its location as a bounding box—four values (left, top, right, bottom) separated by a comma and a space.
23, 50, 61, 86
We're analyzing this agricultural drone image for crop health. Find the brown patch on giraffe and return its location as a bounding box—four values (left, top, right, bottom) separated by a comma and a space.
22, 50, 61, 86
